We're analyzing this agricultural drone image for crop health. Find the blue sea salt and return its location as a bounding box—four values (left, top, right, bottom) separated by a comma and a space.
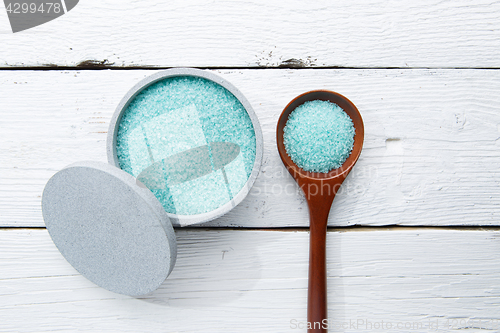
116, 76, 256, 215
283, 100, 355, 173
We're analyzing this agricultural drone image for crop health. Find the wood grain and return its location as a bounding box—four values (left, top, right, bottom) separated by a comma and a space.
1, 228, 499, 332
1, 69, 500, 227
0, 0, 500, 68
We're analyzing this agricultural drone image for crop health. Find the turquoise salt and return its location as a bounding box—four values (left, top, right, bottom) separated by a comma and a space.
283, 100, 355, 173
116, 76, 256, 216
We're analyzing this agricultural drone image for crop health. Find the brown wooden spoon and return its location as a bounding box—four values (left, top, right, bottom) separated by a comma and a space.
276, 90, 364, 332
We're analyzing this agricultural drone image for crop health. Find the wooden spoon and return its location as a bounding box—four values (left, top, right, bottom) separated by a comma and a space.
276, 90, 364, 332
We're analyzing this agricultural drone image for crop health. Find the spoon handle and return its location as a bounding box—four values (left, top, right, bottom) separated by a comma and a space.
307, 203, 330, 333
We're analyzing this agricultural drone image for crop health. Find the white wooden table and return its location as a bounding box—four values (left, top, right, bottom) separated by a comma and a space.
1, 1, 500, 332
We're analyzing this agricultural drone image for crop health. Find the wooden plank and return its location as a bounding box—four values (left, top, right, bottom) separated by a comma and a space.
1, 69, 500, 227
1, 68, 500, 227
1, 0, 500, 68
1, 228, 499, 332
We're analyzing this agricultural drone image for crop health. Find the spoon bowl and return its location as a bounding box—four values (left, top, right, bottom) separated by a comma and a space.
277, 90, 364, 332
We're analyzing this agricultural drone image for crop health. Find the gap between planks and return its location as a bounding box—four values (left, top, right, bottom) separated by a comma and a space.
2, 226, 500, 232
2, 66, 500, 71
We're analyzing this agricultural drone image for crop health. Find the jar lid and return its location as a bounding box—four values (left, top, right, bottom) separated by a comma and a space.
42, 161, 176, 296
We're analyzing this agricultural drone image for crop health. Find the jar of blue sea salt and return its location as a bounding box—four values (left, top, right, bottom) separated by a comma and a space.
108, 68, 264, 226
42, 68, 263, 296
